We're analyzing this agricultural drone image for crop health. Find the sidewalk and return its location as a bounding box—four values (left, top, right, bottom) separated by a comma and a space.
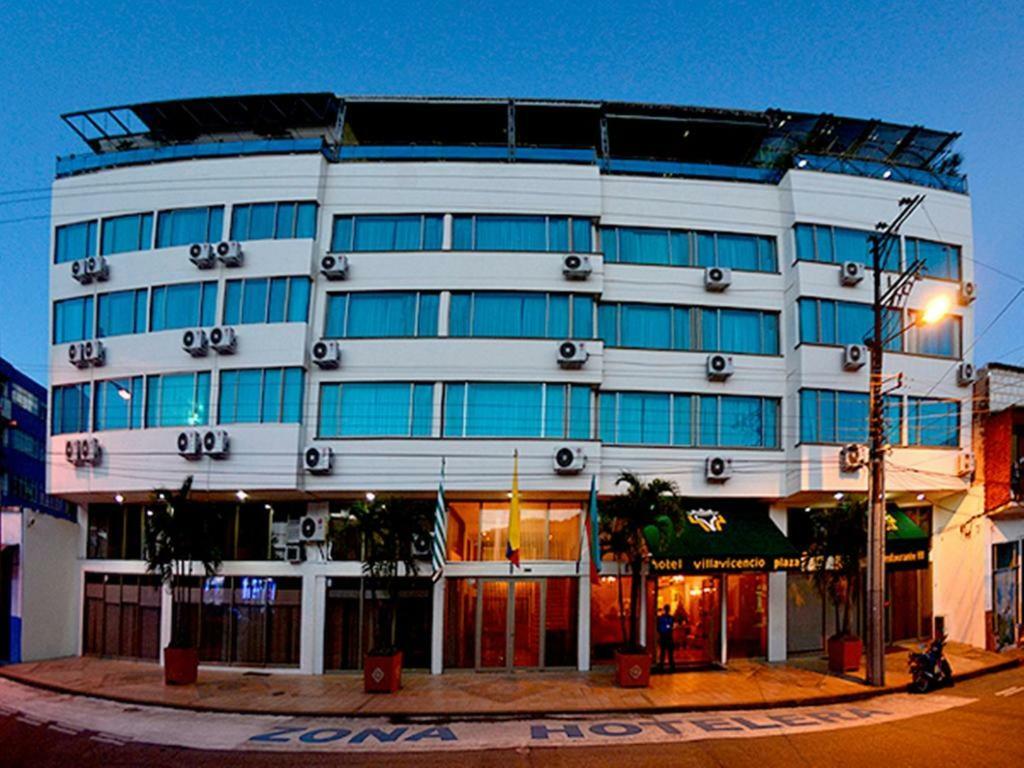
1, 643, 1018, 718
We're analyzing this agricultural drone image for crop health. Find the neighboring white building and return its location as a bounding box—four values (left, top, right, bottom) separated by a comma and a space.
46, 95, 978, 675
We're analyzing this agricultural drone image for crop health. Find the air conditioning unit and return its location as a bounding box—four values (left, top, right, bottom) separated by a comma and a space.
562, 253, 592, 280
706, 353, 734, 381
304, 444, 333, 474
286, 519, 302, 545
411, 532, 431, 559
553, 445, 586, 474
182, 328, 209, 357
65, 439, 83, 466
177, 430, 202, 460
959, 281, 977, 305
842, 343, 868, 371
71, 259, 92, 284
189, 242, 216, 269
957, 452, 976, 478
299, 513, 328, 543
311, 340, 341, 369
319, 253, 349, 280
202, 429, 230, 459
557, 340, 589, 368
80, 437, 102, 467
839, 443, 867, 473
704, 266, 732, 292
215, 240, 243, 267
86, 256, 109, 282
705, 456, 732, 482
81, 340, 105, 367
209, 326, 237, 354
68, 342, 88, 368
956, 361, 976, 387
839, 261, 865, 286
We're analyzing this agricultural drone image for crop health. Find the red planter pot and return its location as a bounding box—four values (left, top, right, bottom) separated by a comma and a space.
364, 651, 403, 693
827, 635, 863, 673
614, 650, 651, 688
164, 647, 199, 686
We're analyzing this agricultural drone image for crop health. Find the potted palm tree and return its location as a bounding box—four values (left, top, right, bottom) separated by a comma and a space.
600, 472, 678, 687
806, 501, 866, 673
342, 496, 432, 693
144, 476, 222, 685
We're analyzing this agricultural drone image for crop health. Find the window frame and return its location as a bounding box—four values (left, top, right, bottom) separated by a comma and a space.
599, 224, 778, 273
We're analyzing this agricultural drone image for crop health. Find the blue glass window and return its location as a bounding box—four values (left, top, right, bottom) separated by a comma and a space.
54, 220, 98, 264
230, 201, 317, 240
452, 215, 592, 252
51, 383, 91, 434
96, 289, 147, 338
155, 206, 224, 247
794, 224, 883, 268
222, 277, 310, 325
601, 226, 776, 272
798, 298, 901, 351
906, 314, 961, 358
800, 389, 903, 445
330, 214, 443, 252
318, 382, 434, 437
323, 292, 439, 338
448, 292, 594, 339
150, 282, 217, 331
442, 382, 590, 438
101, 213, 153, 255
53, 296, 94, 343
906, 237, 961, 281
93, 377, 144, 431
600, 391, 777, 448
907, 398, 960, 447
144, 372, 211, 428
219, 367, 304, 424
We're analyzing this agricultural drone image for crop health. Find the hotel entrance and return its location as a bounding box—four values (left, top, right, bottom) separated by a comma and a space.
444, 577, 578, 671
651, 575, 721, 666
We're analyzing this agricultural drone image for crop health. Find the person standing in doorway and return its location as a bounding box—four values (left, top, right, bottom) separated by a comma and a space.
657, 604, 676, 672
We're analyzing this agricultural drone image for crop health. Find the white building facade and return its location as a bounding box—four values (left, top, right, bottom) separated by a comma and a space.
46, 95, 979, 675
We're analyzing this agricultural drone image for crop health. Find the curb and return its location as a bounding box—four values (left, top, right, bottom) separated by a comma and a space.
1, 657, 1019, 722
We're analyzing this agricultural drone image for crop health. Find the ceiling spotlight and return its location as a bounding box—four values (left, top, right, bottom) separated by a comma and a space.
236, 490, 248, 501
264, 503, 273, 511
804, 507, 812, 513
797, 158, 809, 168
114, 493, 124, 504
916, 493, 926, 501
882, 169, 893, 179
365, 492, 376, 502
833, 492, 845, 501
157, 492, 166, 501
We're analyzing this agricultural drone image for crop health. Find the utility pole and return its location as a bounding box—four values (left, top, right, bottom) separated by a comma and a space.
866, 194, 924, 687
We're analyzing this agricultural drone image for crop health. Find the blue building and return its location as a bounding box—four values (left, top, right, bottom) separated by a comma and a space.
1, 357, 73, 664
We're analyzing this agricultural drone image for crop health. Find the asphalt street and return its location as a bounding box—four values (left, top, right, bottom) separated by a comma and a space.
0, 664, 1022, 767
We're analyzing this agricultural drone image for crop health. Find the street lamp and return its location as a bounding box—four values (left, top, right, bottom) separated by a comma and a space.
865, 195, 950, 687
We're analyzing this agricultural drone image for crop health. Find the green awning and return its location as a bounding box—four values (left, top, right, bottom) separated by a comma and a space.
885, 507, 929, 569
645, 509, 801, 574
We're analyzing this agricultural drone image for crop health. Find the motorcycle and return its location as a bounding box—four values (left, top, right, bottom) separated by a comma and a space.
908, 634, 954, 693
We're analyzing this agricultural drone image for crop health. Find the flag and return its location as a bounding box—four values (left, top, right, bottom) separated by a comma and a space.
585, 474, 601, 585
431, 458, 447, 582
507, 450, 521, 569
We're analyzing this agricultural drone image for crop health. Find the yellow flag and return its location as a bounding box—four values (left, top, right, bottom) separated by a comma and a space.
507, 450, 521, 567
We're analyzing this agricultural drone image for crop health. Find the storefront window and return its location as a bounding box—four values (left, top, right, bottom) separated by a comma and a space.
591, 577, 632, 664
447, 502, 581, 561
87, 505, 144, 559
726, 573, 768, 658
82, 573, 161, 660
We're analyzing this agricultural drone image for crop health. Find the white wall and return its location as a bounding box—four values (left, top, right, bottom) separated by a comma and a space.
19, 511, 79, 661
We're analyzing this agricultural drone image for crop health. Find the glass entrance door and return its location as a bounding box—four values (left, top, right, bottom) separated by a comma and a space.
479, 581, 510, 668
653, 576, 721, 667
476, 579, 542, 670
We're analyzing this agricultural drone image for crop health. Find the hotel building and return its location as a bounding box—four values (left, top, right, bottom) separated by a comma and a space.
47, 94, 977, 674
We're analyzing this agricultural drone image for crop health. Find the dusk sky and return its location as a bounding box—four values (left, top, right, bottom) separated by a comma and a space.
1, 0, 1021, 383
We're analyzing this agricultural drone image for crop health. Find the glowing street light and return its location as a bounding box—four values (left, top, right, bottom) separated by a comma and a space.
920, 294, 952, 326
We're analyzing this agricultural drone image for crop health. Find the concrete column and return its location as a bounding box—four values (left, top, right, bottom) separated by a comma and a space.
720, 577, 728, 666
577, 573, 591, 671
159, 583, 173, 666
299, 571, 317, 674
638, 571, 647, 648
442, 214, 453, 250
768, 506, 788, 662
430, 576, 445, 674
312, 575, 326, 674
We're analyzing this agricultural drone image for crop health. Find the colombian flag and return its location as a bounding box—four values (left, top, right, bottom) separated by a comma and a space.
507, 450, 521, 568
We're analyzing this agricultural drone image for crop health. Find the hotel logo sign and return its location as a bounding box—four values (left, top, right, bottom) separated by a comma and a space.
687, 509, 726, 533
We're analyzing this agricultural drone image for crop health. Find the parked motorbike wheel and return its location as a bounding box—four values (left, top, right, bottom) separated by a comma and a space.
911, 672, 931, 694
